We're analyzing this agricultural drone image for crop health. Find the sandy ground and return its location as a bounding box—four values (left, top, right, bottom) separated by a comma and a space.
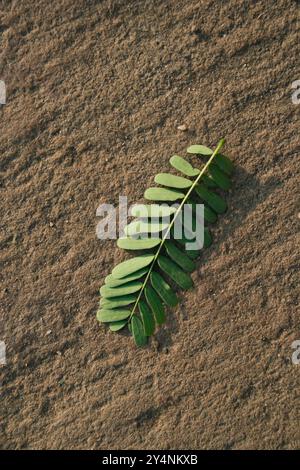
0, 0, 299, 450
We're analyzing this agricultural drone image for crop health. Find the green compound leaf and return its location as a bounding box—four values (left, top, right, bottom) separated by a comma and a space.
139, 300, 155, 336
170, 155, 200, 177
112, 254, 155, 279
97, 309, 131, 323
150, 271, 178, 307
144, 187, 185, 201
117, 237, 161, 250
98, 139, 234, 346
154, 173, 193, 189
131, 315, 148, 346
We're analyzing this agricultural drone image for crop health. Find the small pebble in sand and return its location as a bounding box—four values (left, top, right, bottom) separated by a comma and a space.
177, 124, 187, 131
49, 222, 54, 227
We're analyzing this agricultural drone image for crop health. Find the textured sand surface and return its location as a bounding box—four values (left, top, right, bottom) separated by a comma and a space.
0, 0, 299, 449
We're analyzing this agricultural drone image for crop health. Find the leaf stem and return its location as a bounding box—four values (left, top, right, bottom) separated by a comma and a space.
129, 138, 225, 320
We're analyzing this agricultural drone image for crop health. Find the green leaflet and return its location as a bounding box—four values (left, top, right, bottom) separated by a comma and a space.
204, 227, 212, 248
209, 164, 232, 190
131, 315, 147, 346
124, 220, 168, 236
175, 228, 201, 258
181, 203, 203, 233
109, 320, 127, 331
195, 184, 227, 214
112, 254, 155, 279
117, 237, 161, 250
172, 224, 211, 252
186, 199, 217, 224
185, 248, 200, 259
201, 174, 218, 188
97, 309, 130, 322
158, 255, 193, 290
215, 154, 234, 175
172, 226, 202, 251
100, 281, 142, 298
131, 204, 177, 218
100, 294, 137, 309
175, 231, 201, 259
144, 187, 185, 202
164, 240, 196, 273
145, 285, 166, 324
105, 267, 148, 287
187, 144, 212, 155
170, 155, 200, 177
139, 300, 155, 336
150, 271, 178, 307
204, 205, 218, 223
154, 173, 193, 189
